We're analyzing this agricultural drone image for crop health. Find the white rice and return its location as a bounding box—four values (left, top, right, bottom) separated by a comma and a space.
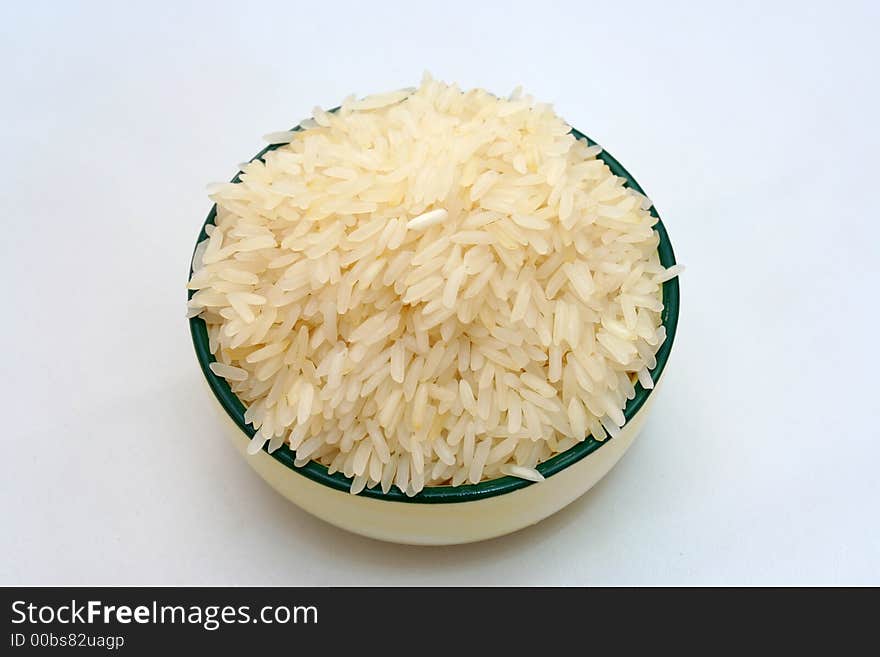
188, 75, 675, 495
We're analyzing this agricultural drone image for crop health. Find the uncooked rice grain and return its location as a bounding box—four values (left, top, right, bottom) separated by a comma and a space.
188, 75, 675, 494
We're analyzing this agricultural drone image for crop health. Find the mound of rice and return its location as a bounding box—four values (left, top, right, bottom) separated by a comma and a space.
188, 75, 679, 496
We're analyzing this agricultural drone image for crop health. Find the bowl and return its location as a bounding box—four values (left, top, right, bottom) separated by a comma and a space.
188, 125, 680, 545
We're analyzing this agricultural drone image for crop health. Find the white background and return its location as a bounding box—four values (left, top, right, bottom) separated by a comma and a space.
2, 0, 878, 585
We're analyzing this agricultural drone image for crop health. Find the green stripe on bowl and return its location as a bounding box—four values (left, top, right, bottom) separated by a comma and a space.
188, 126, 680, 504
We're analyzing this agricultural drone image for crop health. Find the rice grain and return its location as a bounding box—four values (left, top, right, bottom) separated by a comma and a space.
190, 76, 673, 494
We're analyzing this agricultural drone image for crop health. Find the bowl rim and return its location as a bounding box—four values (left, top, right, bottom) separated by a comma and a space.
188, 124, 680, 504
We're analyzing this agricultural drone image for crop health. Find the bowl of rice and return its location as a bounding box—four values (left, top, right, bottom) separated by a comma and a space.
187, 76, 680, 545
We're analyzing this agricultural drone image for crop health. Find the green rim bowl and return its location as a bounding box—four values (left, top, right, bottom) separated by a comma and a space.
188, 124, 679, 504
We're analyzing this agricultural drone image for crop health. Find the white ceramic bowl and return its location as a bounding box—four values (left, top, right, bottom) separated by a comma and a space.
210, 381, 661, 544
189, 128, 680, 546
